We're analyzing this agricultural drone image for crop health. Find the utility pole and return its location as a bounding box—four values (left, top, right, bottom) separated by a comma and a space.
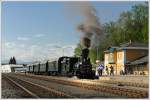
96, 47, 100, 64
97, 47, 99, 60
62, 48, 64, 56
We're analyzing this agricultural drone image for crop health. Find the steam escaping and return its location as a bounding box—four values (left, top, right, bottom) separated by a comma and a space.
65, 2, 104, 49
77, 2, 103, 49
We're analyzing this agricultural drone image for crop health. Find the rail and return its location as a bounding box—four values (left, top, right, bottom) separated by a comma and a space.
4, 74, 76, 98
3, 75, 39, 98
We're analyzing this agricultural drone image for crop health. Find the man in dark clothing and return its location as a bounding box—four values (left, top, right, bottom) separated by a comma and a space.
110, 65, 114, 76
105, 66, 109, 76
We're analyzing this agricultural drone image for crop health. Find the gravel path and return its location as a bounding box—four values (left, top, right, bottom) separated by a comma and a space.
2, 76, 28, 98
9, 74, 126, 98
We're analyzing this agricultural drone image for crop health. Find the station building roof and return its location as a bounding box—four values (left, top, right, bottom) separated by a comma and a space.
120, 42, 148, 47
126, 55, 148, 65
104, 42, 148, 53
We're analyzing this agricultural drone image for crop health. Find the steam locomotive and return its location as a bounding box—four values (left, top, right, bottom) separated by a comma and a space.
75, 48, 96, 79
27, 48, 96, 79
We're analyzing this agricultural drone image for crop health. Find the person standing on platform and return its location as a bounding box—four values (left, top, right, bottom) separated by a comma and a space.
110, 65, 114, 76
97, 64, 104, 76
105, 66, 109, 76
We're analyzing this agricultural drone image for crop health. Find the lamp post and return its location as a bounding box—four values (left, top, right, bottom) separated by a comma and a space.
96, 47, 100, 64
97, 47, 99, 60
62, 48, 64, 56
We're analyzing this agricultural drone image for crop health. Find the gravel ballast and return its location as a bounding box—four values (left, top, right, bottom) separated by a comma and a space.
2, 77, 26, 98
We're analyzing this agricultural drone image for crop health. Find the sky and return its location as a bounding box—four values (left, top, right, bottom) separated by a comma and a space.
1, 1, 145, 63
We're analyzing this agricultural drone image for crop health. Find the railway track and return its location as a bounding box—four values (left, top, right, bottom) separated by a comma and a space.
16, 73, 148, 98
3, 74, 76, 98
3, 75, 39, 98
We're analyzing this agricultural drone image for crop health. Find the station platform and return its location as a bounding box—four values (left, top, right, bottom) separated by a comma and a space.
98, 75, 148, 84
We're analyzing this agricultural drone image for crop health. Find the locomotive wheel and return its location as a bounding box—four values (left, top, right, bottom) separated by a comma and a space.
76, 71, 82, 79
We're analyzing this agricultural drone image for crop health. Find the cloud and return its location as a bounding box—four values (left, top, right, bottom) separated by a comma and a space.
17, 37, 29, 41
34, 34, 45, 38
5, 42, 16, 48
19, 44, 25, 48
62, 45, 77, 49
2, 42, 77, 63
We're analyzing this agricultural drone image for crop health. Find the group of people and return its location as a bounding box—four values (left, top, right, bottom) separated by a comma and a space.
97, 64, 114, 76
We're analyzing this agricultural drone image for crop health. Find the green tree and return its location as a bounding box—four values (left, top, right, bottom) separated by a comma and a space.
89, 48, 97, 64
101, 2, 148, 50
74, 43, 82, 57
117, 3, 148, 43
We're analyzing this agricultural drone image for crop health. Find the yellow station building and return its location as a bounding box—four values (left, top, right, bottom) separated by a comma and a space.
104, 42, 148, 75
